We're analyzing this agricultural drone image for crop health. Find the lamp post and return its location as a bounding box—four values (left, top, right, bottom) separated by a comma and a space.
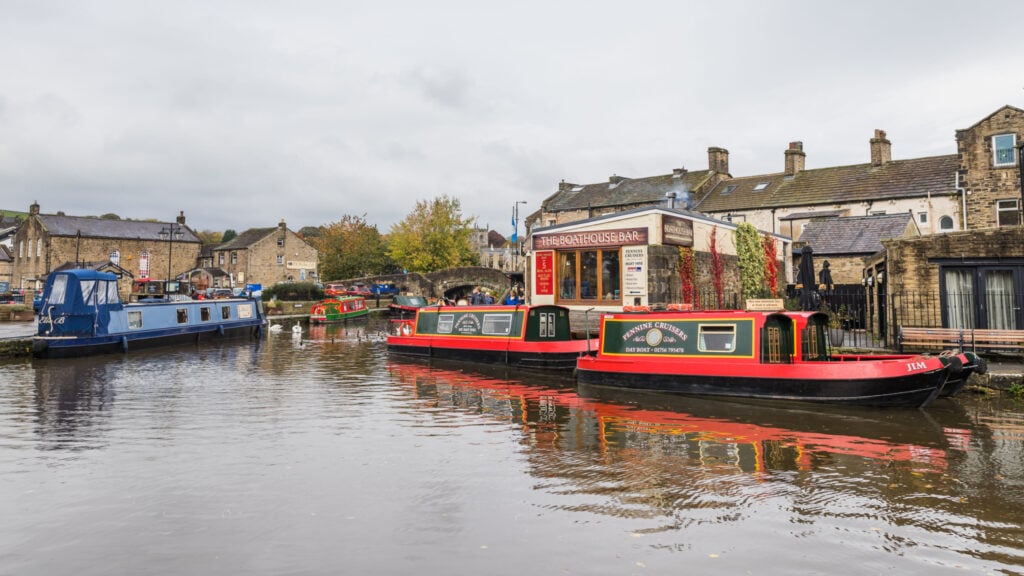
513, 200, 527, 270
158, 222, 184, 287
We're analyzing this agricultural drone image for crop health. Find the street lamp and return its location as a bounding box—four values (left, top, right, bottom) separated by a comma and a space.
158, 222, 184, 288
513, 200, 527, 270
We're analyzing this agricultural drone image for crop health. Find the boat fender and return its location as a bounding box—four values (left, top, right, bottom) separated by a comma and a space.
121, 336, 129, 353
943, 354, 963, 375
218, 324, 225, 336
968, 352, 988, 375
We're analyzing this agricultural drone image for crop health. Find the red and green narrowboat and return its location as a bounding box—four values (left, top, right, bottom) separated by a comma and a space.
576, 309, 967, 408
309, 297, 369, 324
387, 304, 598, 370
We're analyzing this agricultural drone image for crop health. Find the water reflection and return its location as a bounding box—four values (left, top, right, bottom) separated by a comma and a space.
387, 357, 1024, 567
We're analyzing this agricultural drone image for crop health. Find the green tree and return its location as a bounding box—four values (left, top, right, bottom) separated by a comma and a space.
194, 230, 223, 246
387, 195, 477, 272
313, 214, 391, 280
222, 229, 238, 243
734, 222, 766, 302
297, 226, 322, 239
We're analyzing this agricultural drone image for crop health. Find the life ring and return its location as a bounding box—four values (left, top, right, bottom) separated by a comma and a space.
400, 323, 413, 336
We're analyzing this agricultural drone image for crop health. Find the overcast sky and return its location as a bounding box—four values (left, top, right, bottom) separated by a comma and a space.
1, 1, 1021, 236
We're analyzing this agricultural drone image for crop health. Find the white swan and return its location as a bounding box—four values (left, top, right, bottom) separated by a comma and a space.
268, 324, 283, 332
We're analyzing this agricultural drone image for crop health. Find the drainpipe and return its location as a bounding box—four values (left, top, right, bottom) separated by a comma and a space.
956, 171, 967, 231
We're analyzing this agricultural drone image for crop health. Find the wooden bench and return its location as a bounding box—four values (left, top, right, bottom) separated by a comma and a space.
899, 326, 1024, 354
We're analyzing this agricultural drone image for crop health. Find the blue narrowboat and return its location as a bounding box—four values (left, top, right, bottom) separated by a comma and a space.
32, 269, 266, 358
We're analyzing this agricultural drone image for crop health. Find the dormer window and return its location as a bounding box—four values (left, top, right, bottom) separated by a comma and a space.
753, 182, 769, 192
993, 134, 1017, 167
722, 185, 737, 196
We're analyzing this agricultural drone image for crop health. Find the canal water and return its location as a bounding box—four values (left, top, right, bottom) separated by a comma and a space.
1, 317, 1023, 575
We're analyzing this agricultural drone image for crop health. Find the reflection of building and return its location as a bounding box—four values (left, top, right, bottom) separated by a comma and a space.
10, 203, 201, 292
211, 219, 318, 287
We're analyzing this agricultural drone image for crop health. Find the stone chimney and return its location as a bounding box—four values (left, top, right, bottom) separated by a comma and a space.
176, 210, 186, 225
558, 180, 576, 192
784, 141, 806, 176
609, 174, 625, 185
29, 202, 40, 216
708, 147, 729, 174
870, 129, 891, 166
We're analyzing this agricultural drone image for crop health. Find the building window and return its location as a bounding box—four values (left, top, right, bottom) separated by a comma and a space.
997, 199, 1021, 227
231, 252, 237, 264
18, 241, 23, 258
753, 182, 769, 191
26, 239, 32, 259
277, 255, 284, 265
557, 249, 621, 303
218, 253, 224, 265
277, 238, 285, 247
37, 240, 41, 257
870, 210, 886, 216
939, 216, 955, 231
993, 134, 1017, 167
918, 212, 928, 224
110, 250, 120, 266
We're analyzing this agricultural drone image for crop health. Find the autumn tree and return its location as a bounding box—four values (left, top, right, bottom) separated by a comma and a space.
313, 214, 391, 280
194, 230, 224, 246
387, 195, 478, 273
222, 229, 238, 243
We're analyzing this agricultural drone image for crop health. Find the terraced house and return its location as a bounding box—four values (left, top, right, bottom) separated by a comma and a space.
531, 105, 1024, 344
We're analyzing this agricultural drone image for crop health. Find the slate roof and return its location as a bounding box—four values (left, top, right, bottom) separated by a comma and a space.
694, 155, 958, 213
37, 214, 201, 243
796, 214, 917, 256
214, 228, 276, 250
543, 170, 716, 211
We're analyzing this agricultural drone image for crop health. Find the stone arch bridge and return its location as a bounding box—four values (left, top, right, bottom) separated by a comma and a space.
334, 267, 522, 301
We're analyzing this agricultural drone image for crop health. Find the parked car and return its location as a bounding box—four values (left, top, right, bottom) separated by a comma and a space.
325, 283, 347, 296
33, 292, 44, 312
370, 282, 399, 296
346, 283, 372, 296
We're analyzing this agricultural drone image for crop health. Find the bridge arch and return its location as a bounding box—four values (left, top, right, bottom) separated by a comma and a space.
329, 267, 520, 301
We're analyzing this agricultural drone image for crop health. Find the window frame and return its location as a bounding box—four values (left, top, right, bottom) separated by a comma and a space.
993, 133, 1017, 167
938, 215, 955, 232
996, 199, 1021, 228
555, 248, 622, 304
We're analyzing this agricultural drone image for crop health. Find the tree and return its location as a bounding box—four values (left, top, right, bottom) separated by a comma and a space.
222, 229, 238, 243
100, 213, 121, 220
313, 214, 392, 280
297, 226, 322, 239
387, 195, 477, 272
194, 230, 224, 246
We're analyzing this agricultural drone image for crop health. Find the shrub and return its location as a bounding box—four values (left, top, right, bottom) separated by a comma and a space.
262, 282, 324, 301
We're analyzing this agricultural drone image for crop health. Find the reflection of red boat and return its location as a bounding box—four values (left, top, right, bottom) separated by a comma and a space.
576, 309, 977, 408
387, 304, 598, 370
386, 359, 958, 471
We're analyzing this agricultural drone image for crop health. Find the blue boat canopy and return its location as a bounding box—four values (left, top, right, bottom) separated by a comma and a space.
39, 269, 123, 336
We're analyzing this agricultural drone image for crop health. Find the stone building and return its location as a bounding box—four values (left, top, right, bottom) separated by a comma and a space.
211, 220, 318, 287
10, 203, 201, 294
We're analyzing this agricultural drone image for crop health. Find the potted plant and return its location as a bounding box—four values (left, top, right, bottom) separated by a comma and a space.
823, 304, 850, 347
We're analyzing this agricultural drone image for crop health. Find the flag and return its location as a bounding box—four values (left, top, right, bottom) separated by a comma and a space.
510, 215, 517, 244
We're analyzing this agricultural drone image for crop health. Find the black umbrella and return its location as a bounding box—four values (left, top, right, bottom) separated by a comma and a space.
798, 245, 818, 311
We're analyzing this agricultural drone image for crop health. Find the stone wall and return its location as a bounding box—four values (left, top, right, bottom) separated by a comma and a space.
957, 106, 1024, 230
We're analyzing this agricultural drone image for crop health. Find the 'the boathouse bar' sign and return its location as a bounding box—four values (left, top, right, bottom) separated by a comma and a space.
532, 227, 648, 250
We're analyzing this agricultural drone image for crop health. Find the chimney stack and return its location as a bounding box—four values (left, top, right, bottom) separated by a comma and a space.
176, 210, 186, 225
784, 141, 806, 176
870, 129, 891, 166
29, 202, 40, 216
707, 147, 729, 174
279, 219, 287, 230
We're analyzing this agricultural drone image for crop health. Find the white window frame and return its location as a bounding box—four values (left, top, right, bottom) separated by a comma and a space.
996, 199, 1021, 228
918, 212, 928, 225
993, 134, 1017, 167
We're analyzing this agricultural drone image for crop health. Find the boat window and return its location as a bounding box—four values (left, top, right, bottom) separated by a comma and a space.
539, 312, 551, 337
221, 306, 231, 320
47, 275, 68, 305
177, 308, 188, 324
482, 313, 513, 336
237, 304, 253, 319
437, 314, 455, 334
201, 307, 211, 321
80, 280, 97, 305
128, 311, 143, 329
698, 324, 736, 352
106, 281, 121, 305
